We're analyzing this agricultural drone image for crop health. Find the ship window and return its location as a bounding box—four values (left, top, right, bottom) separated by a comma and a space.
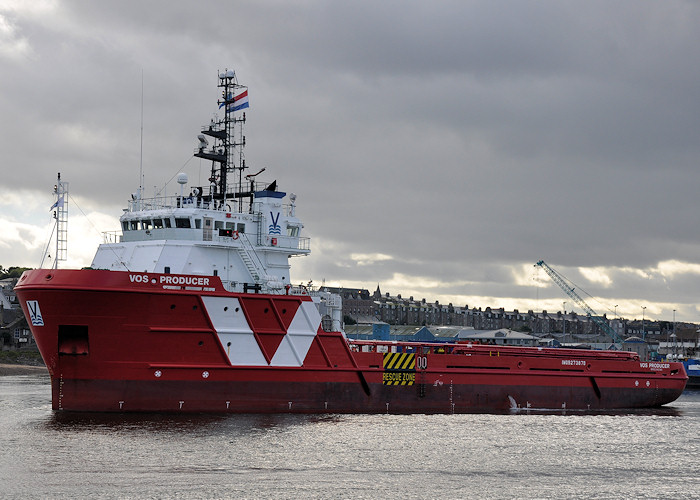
122, 221, 129, 231
130, 220, 138, 230
213, 270, 218, 276
287, 226, 299, 237
195, 219, 202, 229
214, 221, 223, 230
164, 266, 170, 273
175, 217, 191, 228
153, 218, 164, 229
237, 223, 245, 233
164, 218, 172, 228
225, 222, 235, 230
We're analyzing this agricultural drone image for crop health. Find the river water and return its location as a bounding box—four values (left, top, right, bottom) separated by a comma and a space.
1, 374, 699, 499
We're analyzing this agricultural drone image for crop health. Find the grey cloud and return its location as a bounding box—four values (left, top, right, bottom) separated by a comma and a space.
2, 1, 700, 320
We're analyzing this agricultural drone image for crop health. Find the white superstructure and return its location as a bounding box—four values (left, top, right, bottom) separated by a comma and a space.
92, 180, 309, 294
90, 69, 342, 330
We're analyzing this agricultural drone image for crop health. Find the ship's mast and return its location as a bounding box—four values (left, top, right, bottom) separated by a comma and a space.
53, 172, 68, 269
195, 69, 248, 211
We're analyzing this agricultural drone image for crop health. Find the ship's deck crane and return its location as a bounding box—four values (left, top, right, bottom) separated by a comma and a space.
535, 260, 623, 348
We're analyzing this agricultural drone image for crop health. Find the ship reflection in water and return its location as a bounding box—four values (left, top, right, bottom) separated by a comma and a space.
3, 376, 699, 499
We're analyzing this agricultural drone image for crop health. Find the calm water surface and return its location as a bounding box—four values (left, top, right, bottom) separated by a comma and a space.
1, 374, 699, 499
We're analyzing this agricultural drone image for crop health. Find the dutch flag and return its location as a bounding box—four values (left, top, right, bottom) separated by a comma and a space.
232, 90, 249, 111
220, 90, 249, 113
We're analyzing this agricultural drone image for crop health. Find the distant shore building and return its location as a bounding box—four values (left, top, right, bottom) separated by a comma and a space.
322, 284, 695, 357
0, 278, 31, 348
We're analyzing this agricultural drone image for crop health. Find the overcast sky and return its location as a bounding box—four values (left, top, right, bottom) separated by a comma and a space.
1, 1, 700, 322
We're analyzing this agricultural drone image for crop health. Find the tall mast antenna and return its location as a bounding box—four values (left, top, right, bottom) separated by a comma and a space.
53, 173, 68, 269
138, 69, 144, 209
194, 69, 248, 211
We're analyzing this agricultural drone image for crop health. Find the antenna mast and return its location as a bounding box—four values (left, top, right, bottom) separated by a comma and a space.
138, 69, 144, 209
53, 173, 68, 269
195, 69, 248, 211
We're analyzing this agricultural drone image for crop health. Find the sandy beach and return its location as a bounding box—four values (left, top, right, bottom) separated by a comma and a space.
0, 364, 48, 376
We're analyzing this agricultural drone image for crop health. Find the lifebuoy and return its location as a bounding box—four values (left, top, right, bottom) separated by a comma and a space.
232, 230, 239, 240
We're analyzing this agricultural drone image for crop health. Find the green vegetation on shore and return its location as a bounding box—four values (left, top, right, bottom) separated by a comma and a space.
0, 265, 31, 280
0, 349, 45, 366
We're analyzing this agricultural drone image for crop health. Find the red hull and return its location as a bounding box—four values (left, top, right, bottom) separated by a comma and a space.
50, 373, 685, 413
16, 269, 688, 413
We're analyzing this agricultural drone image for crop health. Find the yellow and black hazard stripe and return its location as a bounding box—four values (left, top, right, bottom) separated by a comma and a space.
383, 352, 416, 370
382, 352, 416, 385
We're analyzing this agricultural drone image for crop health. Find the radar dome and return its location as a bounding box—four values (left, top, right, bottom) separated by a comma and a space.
177, 173, 188, 185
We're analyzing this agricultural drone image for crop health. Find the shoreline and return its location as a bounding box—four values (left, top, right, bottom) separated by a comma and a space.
0, 364, 48, 376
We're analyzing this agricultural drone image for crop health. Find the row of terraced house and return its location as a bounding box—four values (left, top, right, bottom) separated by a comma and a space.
324, 285, 671, 340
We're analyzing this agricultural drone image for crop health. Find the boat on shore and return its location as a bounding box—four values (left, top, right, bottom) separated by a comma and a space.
14, 70, 688, 413
683, 359, 700, 390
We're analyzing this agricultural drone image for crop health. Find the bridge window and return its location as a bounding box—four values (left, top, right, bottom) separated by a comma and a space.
141, 219, 153, 230
153, 218, 164, 229
214, 221, 223, 230
237, 223, 246, 233
195, 219, 202, 229
287, 226, 299, 237
130, 220, 139, 230
122, 221, 129, 231
164, 218, 172, 228
175, 217, 191, 228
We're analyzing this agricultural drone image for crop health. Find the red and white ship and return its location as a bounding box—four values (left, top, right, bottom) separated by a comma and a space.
15, 70, 687, 413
